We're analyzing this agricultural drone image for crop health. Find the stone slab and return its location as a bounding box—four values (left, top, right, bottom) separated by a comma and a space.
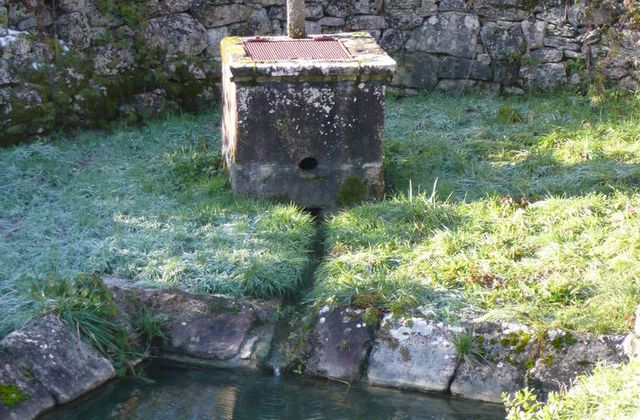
305, 307, 375, 382
450, 322, 533, 403
1, 315, 115, 404
528, 331, 627, 396
221, 32, 396, 82
367, 315, 458, 392
104, 278, 277, 368
0, 350, 55, 420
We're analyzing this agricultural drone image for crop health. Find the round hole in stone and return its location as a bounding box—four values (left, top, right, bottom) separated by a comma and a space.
298, 157, 318, 171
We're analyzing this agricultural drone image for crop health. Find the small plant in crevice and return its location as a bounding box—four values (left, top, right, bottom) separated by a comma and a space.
362, 307, 382, 327
451, 329, 485, 366
283, 310, 316, 375
134, 308, 168, 354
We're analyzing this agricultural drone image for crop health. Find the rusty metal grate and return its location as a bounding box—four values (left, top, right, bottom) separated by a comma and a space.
244, 37, 352, 61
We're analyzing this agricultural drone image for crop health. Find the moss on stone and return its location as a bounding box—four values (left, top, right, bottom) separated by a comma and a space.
0, 7, 8, 27
550, 332, 577, 349
3, 6, 220, 145
0, 383, 27, 408
500, 330, 531, 354
337, 177, 367, 206
524, 357, 535, 370
517, 0, 541, 12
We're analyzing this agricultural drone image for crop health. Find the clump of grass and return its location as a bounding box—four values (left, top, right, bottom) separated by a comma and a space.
503, 360, 640, 419
163, 145, 224, 183
496, 106, 524, 124
17, 273, 135, 373
451, 329, 485, 365
134, 308, 167, 353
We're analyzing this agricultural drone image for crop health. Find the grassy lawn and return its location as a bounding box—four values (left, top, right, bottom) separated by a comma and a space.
1, 91, 639, 340
0, 113, 315, 337
309, 92, 640, 334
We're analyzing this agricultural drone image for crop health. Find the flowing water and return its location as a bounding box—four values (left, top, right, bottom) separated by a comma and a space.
42, 362, 505, 420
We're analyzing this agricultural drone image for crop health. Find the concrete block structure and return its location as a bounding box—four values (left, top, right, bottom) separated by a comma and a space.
220, 32, 396, 208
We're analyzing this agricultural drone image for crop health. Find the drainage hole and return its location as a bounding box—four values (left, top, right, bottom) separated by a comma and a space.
298, 157, 319, 171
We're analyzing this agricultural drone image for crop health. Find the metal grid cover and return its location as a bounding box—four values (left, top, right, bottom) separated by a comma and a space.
244, 38, 352, 61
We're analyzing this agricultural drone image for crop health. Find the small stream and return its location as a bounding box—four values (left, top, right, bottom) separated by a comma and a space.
42, 362, 505, 420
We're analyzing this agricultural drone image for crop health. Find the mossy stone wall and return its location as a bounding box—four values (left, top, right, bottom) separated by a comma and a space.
1, 0, 639, 145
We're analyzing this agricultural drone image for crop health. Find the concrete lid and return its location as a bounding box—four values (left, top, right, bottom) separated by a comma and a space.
221, 32, 397, 82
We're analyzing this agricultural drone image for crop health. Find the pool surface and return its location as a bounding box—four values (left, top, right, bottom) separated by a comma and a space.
42, 363, 505, 420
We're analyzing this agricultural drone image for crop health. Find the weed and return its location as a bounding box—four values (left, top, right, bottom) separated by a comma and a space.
496, 106, 524, 124
134, 309, 167, 352
452, 329, 485, 365
503, 387, 543, 419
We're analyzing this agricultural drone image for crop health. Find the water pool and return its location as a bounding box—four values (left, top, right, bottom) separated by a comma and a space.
42, 363, 505, 419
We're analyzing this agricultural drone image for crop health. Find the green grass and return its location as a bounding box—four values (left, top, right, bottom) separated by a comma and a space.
309, 91, 640, 334
0, 112, 315, 336
504, 359, 640, 419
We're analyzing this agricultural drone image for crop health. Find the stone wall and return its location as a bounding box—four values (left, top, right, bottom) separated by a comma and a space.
1, 0, 639, 143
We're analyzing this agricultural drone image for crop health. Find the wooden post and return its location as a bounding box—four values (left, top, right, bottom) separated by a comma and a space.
287, 0, 306, 39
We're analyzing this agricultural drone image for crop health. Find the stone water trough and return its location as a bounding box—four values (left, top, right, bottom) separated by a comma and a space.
220, 1, 396, 208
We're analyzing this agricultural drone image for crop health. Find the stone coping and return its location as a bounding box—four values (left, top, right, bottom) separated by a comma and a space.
2, 290, 637, 418
221, 32, 397, 82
